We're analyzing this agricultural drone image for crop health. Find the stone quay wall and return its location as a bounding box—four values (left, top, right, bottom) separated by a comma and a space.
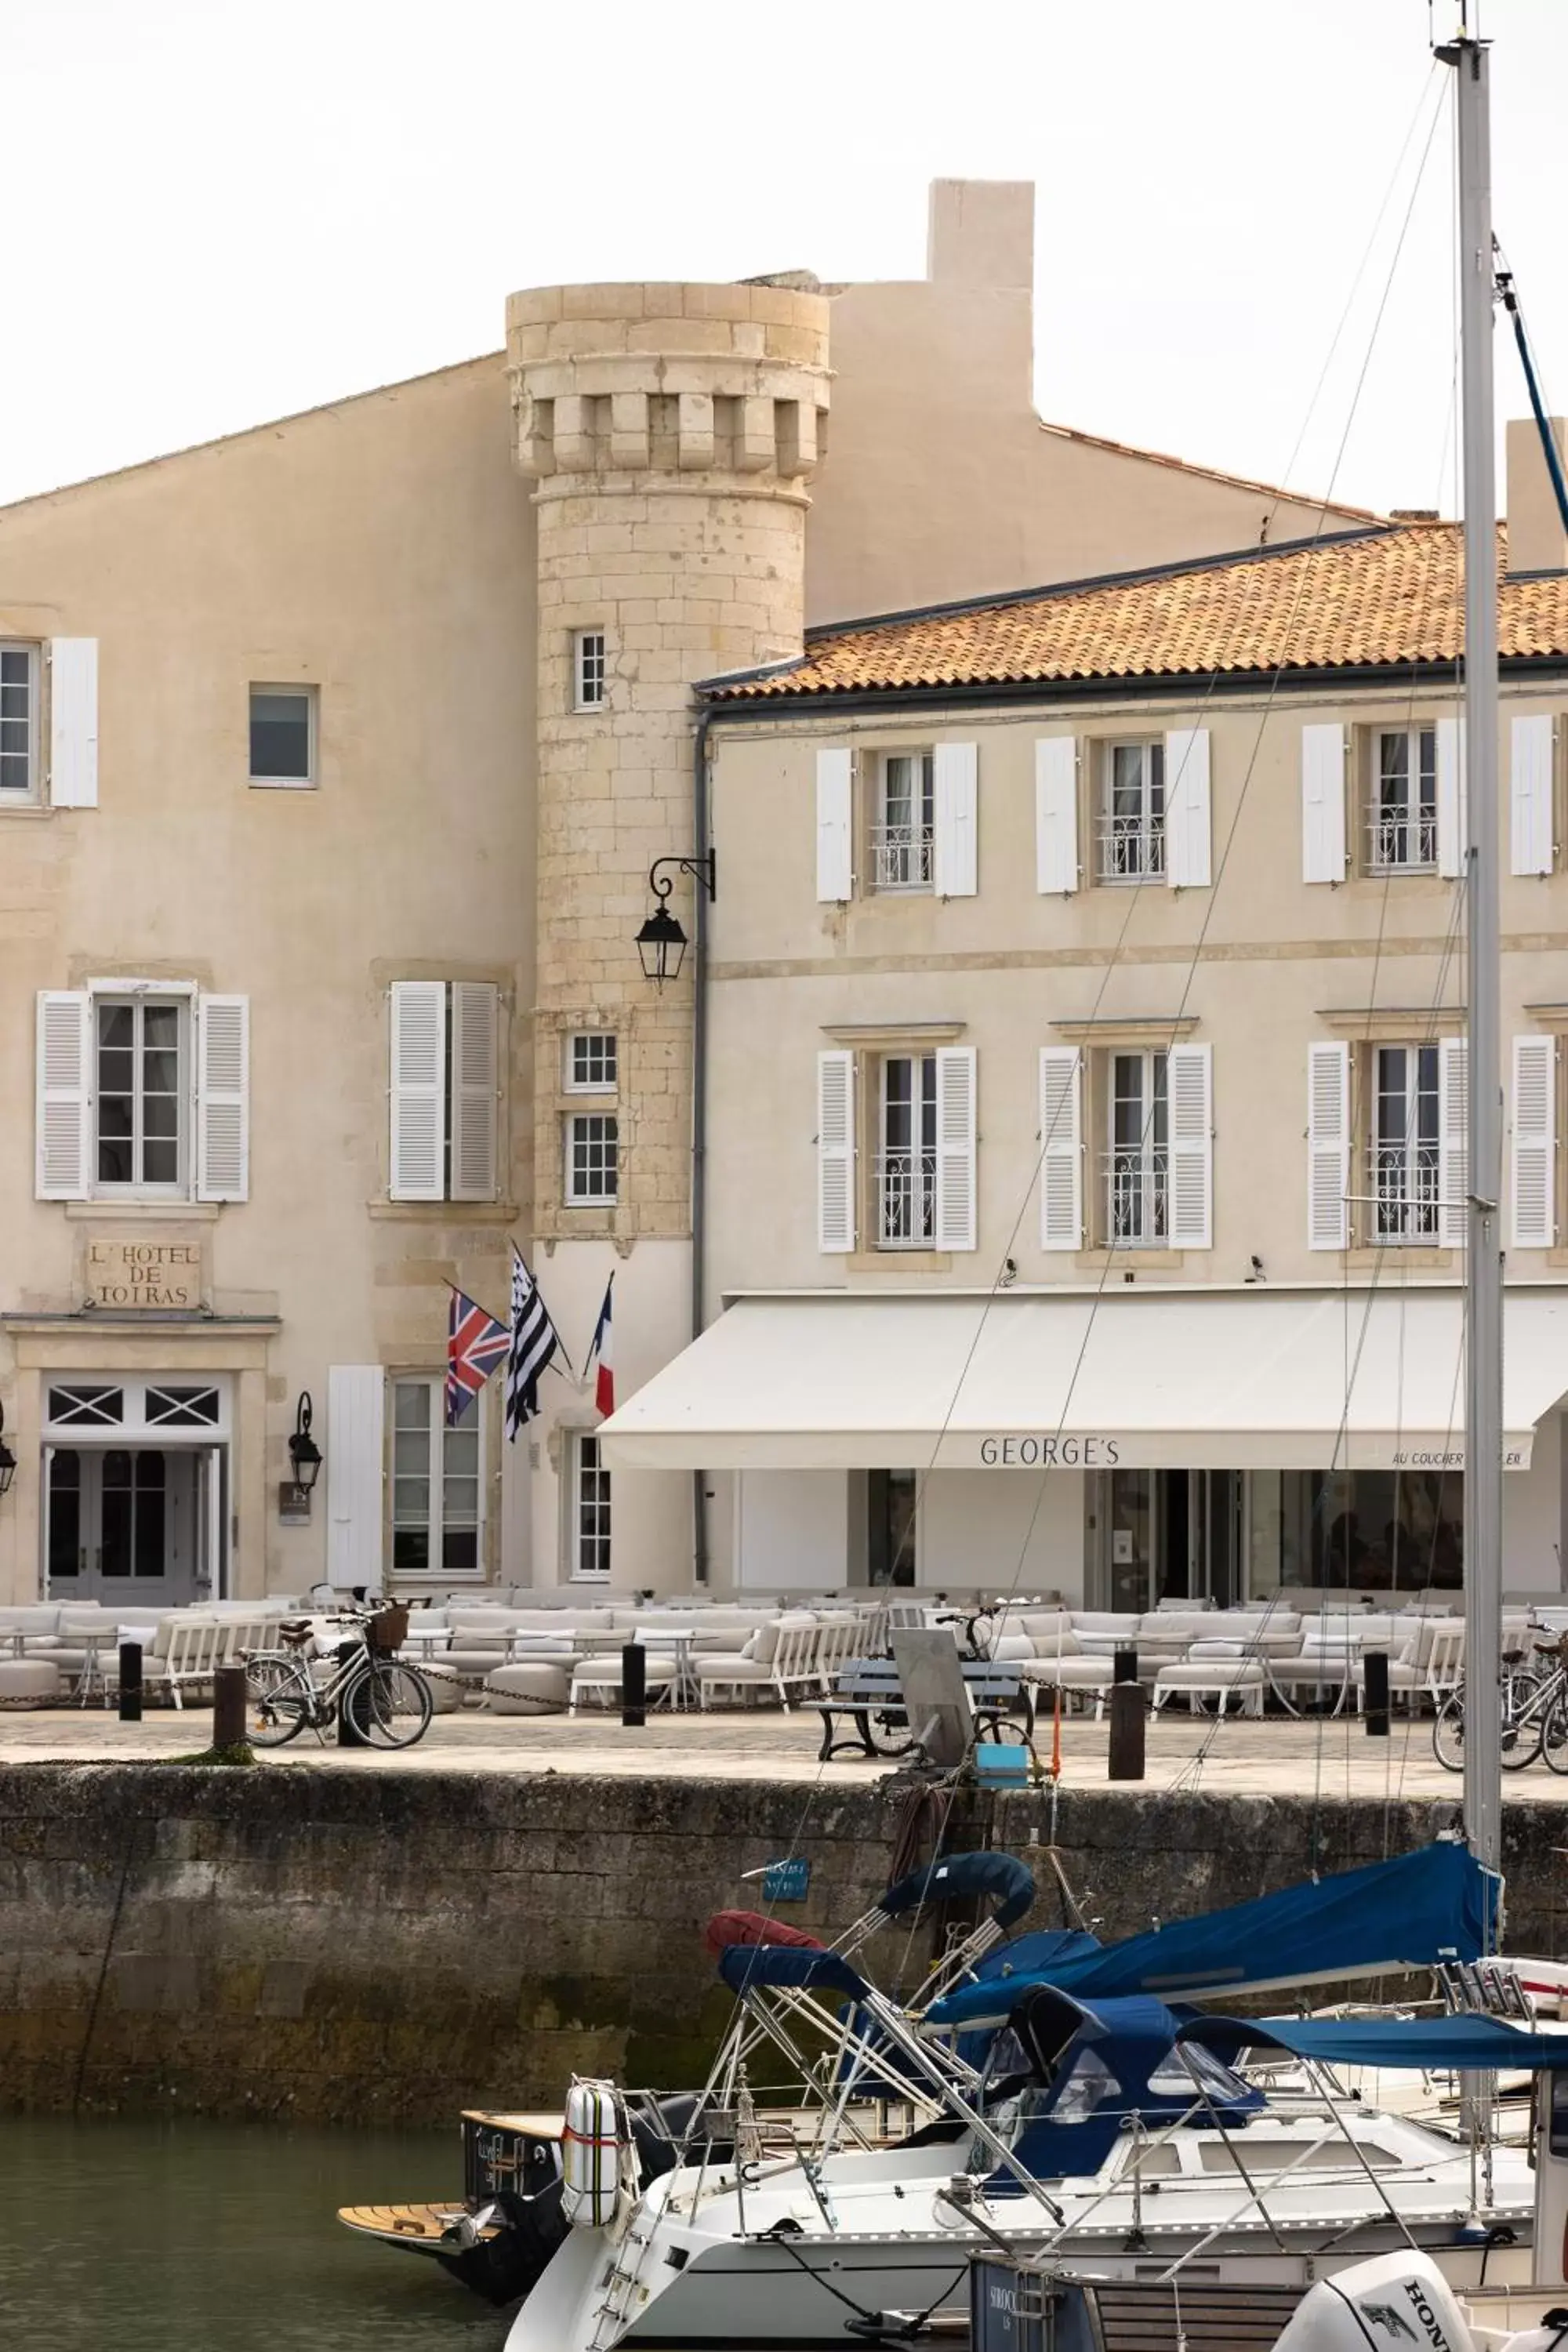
0, 1766, 1563, 2125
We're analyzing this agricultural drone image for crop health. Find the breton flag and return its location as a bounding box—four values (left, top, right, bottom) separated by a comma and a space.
588, 1276, 615, 1417
445, 1287, 510, 1427
506, 1247, 567, 1440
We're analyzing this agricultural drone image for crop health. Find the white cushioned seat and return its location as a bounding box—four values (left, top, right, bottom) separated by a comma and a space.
0, 1659, 62, 1707
1152, 1658, 1265, 1716
569, 1657, 677, 1711
484, 1661, 571, 1714
420, 1664, 464, 1714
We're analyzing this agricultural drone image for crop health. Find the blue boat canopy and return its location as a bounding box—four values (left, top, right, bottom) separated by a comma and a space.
926, 1842, 1499, 2028
719, 1945, 869, 2002
1180, 2013, 1568, 2074
880, 1850, 1036, 1933
984, 1990, 1263, 2194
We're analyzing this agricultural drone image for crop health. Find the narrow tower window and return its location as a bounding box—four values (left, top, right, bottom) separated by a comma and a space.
573, 631, 607, 712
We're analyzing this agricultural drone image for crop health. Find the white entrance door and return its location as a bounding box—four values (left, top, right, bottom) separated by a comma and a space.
45, 1445, 218, 1606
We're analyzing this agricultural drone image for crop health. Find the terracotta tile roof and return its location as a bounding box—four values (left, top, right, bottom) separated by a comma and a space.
706, 523, 1568, 702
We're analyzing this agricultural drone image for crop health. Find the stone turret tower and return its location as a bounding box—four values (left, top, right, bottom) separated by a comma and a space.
506, 279, 830, 1583
510, 281, 831, 1244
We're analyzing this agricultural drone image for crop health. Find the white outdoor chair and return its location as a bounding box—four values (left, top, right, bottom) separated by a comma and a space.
695, 1616, 821, 1711
1380, 1620, 1466, 1714
141, 1617, 227, 1709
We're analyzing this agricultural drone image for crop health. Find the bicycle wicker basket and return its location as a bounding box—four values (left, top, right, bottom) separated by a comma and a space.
368, 1602, 411, 1653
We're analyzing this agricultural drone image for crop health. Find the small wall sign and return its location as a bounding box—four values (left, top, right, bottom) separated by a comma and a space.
84, 1238, 204, 1311
278, 1481, 313, 1525
761, 1858, 811, 1904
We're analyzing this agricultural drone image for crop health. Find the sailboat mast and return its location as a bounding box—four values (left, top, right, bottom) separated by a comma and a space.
1443, 28, 1504, 1878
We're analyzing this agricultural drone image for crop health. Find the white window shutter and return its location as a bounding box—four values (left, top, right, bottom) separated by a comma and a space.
195, 995, 249, 1202
817, 1049, 855, 1254
1439, 1036, 1468, 1250
1306, 1041, 1349, 1250
389, 980, 446, 1202
449, 982, 499, 1203
1164, 727, 1211, 888
932, 742, 978, 897
1039, 1046, 1083, 1251
1512, 1033, 1556, 1249
815, 746, 853, 902
49, 638, 98, 809
1436, 716, 1466, 879
1167, 1043, 1213, 1250
1035, 738, 1079, 894
35, 990, 92, 1200
326, 1365, 386, 1592
934, 1046, 977, 1251
1301, 722, 1348, 884
1511, 713, 1555, 877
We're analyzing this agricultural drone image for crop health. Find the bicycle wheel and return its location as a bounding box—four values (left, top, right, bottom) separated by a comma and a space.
351, 1658, 434, 1750
1432, 1688, 1466, 1772
1501, 1693, 1544, 1770
1542, 1693, 1568, 1777
244, 1653, 312, 1747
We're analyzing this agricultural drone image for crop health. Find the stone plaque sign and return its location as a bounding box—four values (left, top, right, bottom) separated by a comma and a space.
85, 1239, 204, 1311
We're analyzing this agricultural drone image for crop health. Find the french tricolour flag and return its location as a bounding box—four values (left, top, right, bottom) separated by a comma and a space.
590, 1277, 615, 1417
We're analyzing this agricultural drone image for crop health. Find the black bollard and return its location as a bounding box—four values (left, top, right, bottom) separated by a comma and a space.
118, 1641, 143, 1723
621, 1641, 647, 1729
1108, 1679, 1147, 1781
336, 1641, 371, 1747
212, 1665, 247, 1752
1113, 1645, 1139, 1684
1363, 1649, 1391, 1739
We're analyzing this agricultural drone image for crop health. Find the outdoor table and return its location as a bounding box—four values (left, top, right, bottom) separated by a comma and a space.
570, 1627, 699, 1709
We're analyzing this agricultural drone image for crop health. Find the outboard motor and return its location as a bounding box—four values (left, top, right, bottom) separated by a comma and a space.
1271, 2252, 1476, 2352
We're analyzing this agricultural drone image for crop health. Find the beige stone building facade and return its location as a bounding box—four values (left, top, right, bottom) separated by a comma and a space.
606, 478, 1568, 1610
0, 180, 1373, 1606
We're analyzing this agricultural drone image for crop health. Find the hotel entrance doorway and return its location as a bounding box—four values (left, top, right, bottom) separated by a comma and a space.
1102, 1467, 1243, 1612
40, 1377, 230, 1607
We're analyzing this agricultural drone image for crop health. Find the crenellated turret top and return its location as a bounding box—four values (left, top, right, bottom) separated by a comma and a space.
506, 281, 831, 488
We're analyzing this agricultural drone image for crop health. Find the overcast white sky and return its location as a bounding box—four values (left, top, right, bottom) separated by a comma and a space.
4, 0, 1564, 514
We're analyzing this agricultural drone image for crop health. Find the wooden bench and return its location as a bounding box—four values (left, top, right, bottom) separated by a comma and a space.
816, 1655, 1035, 1763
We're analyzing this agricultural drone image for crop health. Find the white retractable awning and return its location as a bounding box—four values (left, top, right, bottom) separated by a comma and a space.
600, 1287, 1568, 1473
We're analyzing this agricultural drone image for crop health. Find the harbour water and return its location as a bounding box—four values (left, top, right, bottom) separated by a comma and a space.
0, 2113, 508, 2350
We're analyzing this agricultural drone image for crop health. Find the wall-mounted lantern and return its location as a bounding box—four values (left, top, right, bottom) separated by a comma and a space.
635, 852, 717, 987
279, 1391, 322, 1522
0, 1404, 15, 1499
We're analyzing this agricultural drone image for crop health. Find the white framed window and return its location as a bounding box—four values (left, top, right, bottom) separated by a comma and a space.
565, 1112, 619, 1206
249, 684, 317, 786
877, 1053, 937, 1248
1107, 1050, 1168, 1245
570, 1430, 612, 1581
95, 996, 187, 1192
565, 1033, 617, 1092
1372, 1042, 1441, 1241
572, 630, 607, 711
1368, 727, 1437, 873
388, 980, 499, 1203
872, 751, 935, 891
390, 1375, 484, 1578
37, 985, 249, 1203
1100, 741, 1165, 882
0, 643, 39, 798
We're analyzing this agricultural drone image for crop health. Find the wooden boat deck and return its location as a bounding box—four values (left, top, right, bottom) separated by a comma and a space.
337, 2201, 499, 2252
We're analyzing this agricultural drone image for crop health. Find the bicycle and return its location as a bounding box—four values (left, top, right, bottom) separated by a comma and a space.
241, 1604, 434, 1750
1433, 1635, 1568, 1775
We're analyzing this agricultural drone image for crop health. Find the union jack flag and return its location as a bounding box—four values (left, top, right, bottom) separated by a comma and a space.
446, 1287, 510, 1427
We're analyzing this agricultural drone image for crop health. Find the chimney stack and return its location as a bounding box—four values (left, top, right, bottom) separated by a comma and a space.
1506, 415, 1568, 574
